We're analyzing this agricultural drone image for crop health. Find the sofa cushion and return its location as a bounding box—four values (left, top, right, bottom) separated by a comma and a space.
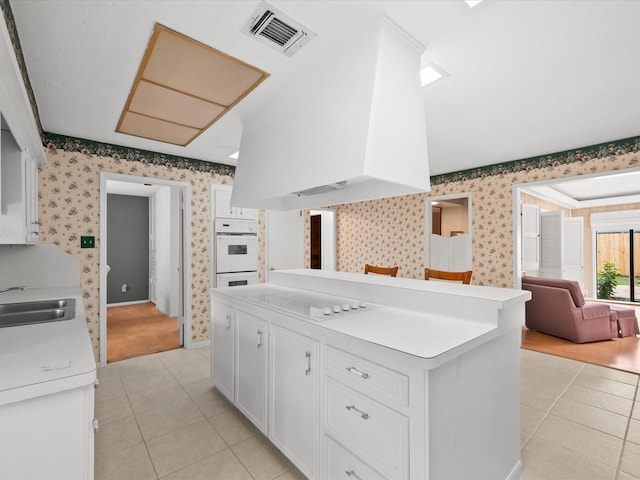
522, 276, 585, 307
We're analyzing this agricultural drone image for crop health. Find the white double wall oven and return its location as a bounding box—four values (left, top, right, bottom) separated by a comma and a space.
212, 185, 259, 288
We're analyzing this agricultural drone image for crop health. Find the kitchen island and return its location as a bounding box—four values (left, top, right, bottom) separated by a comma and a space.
211, 269, 530, 480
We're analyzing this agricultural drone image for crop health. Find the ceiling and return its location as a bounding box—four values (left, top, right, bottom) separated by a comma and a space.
9, 0, 640, 179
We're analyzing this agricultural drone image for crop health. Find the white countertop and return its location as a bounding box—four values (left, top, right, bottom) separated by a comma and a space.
0, 287, 97, 406
212, 272, 528, 360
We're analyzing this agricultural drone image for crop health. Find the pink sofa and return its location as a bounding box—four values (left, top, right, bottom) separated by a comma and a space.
521, 276, 632, 343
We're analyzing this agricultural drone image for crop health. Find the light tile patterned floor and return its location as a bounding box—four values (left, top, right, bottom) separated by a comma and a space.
96, 347, 640, 480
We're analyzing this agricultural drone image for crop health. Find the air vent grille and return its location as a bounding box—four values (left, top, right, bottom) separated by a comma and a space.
244, 2, 315, 57
260, 16, 298, 46
291, 181, 347, 197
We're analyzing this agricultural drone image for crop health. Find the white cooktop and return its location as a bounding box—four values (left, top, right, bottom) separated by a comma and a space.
247, 291, 380, 321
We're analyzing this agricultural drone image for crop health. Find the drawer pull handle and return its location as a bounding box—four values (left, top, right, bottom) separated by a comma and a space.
226, 314, 232, 330
345, 470, 363, 480
346, 366, 369, 379
257, 330, 263, 348
346, 404, 370, 420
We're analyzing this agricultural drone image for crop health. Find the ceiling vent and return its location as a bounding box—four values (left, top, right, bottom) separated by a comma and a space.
291, 181, 346, 197
243, 2, 316, 57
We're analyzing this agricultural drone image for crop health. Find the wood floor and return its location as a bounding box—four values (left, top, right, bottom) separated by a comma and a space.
521, 303, 640, 374
107, 302, 181, 363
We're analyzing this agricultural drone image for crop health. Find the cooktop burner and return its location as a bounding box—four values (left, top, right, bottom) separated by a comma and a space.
247, 291, 378, 321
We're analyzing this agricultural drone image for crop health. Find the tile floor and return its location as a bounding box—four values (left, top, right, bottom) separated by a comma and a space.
96, 346, 640, 480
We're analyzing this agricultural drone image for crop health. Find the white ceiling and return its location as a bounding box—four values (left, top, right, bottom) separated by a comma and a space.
9, 0, 640, 179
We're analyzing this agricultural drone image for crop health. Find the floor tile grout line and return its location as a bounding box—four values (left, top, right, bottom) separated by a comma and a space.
613, 375, 640, 480
521, 362, 586, 451
117, 361, 162, 480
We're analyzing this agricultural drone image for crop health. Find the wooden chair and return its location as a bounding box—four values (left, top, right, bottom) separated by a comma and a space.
424, 268, 472, 284
364, 264, 399, 277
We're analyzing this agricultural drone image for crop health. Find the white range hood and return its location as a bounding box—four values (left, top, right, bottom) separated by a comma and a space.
231, 17, 430, 211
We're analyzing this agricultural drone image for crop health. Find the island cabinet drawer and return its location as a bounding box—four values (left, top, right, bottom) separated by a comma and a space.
325, 378, 409, 480
326, 436, 387, 480
324, 345, 409, 408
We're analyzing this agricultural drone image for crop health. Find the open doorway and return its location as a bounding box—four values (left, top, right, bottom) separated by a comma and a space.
512, 169, 640, 299
99, 173, 192, 366
309, 209, 336, 270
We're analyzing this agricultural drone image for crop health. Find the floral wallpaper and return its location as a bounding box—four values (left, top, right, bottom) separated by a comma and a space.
37, 132, 640, 360
335, 148, 640, 288
38, 145, 236, 359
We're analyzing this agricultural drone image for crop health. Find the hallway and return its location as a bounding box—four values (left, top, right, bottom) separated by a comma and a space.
107, 302, 181, 363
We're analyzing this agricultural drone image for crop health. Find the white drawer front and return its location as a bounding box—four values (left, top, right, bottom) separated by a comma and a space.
325, 378, 409, 479
325, 345, 409, 407
326, 436, 387, 480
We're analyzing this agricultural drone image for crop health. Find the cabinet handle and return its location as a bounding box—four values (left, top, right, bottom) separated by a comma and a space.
92, 418, 100, 432
346, 404, 370, 420
345, 366, 369, 379
257, 329, 263, 348
305, 351, 311, 375
93, 379, 100, 389
345, 470, 363, 480
226, 314, 231, 330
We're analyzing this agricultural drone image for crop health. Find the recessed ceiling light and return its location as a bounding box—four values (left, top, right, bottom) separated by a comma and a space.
420, 63, 448, 87
229, 151, 239, 159
465, 0, 484, 8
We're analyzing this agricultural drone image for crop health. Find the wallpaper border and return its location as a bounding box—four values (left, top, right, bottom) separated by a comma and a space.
45, 131, 640, 183
43, 132, 235, 177
430, 135, 640, 186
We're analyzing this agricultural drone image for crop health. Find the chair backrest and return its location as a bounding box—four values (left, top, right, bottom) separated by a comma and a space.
424, 268, 472, 284
364, 264, 399, 277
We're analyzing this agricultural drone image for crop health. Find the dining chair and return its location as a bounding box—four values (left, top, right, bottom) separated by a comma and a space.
364, 264, 399, 277
424, 268, 472, 284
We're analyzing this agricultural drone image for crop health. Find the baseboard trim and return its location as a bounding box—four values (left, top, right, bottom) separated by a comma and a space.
189, 339, 211, 350
107, 299, 150, 307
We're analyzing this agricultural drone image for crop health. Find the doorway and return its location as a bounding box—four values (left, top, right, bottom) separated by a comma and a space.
309, 209, 336, 270
265, 209, 336, 280
99, 173, 192, 366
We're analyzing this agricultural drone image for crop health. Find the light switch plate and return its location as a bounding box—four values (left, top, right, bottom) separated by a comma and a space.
81, 236, 95, 248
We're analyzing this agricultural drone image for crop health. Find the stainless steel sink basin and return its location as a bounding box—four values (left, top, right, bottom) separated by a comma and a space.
0, 299, 75, 328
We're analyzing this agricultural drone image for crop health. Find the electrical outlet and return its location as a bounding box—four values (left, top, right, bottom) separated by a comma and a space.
81, 236, 95, 248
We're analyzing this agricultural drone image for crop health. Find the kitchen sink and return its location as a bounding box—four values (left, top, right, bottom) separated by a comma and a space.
0, 299, 75, 328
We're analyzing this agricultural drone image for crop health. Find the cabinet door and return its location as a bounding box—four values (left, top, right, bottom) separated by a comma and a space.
239, 207, 258, 220
0, 129, 27, 243
236, 311, 268, 432
270, 324, 318, 478
211, 302, 235, 401
25, 152, 39, 243
214, 188, 235, 218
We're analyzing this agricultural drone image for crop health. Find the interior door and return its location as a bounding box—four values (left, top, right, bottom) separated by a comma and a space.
521, 204, 540, 274
266, 209, 304, 281
540, 210, 563, 278
320, 209, 336, 270
563, 217, 584, 286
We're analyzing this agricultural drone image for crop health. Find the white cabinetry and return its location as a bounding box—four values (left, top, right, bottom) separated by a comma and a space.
0, 129, 38, 244
236, 310, 268, 432
211, 301, 235, 401
213, 185, 257, 220
324, 345, 409, 479
0, 383, 96, 479
270, 324, 318, 479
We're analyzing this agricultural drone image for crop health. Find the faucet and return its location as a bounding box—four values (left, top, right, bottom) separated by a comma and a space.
0, 286, 27, 294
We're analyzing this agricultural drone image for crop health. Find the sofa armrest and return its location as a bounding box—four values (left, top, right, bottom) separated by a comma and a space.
581, 302, 610, 320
